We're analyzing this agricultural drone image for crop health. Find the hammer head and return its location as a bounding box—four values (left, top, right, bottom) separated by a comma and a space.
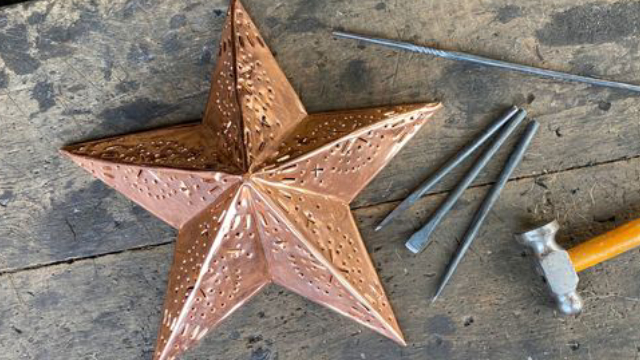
514, 220, 583, 315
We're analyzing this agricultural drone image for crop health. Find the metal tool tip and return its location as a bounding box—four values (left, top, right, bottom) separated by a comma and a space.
375, 216, 393, 232
431, 284, 446, 303
405, 240, 421, 254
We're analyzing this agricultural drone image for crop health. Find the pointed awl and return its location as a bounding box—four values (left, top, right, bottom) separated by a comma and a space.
333, 31, 640, 94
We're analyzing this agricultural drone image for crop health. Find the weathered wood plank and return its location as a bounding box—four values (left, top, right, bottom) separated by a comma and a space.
3, 155, 640, 359
2, 0, 640, 274
0, 0, 226, 272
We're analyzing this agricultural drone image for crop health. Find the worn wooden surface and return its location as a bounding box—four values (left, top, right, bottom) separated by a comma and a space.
2, 0, 640, 359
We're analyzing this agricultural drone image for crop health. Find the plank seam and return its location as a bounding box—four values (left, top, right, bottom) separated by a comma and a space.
351, 153, 640, 210
0, 241, 173, 277
4, 152, 640, 276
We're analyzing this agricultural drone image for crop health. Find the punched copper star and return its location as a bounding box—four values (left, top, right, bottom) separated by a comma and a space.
61, 1, 441, 359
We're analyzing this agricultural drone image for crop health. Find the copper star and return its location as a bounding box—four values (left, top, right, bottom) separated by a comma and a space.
61, 1, 440, 359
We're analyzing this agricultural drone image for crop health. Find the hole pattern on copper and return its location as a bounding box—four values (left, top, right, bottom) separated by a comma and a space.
64, 124, 239, 173
257, 106, 431, 201
232, 3, 306, 169
254, 183, 400, 337
60, 2, 443, 358
67, 156, 241, 229
269, 104, 431, 167
202, 6, 247, 172
155, 184, 268, 360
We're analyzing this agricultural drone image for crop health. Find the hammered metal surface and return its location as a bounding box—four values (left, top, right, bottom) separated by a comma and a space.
257, 104, 441, 202
61, 0, 441, 358
252, 181, 404, 343
64, 154, 242, 229
63, 123, 242, 174
155, 184, 270, 360
267, 104, 434, 166
232, 1, 307, 169
202, 0, 306, 173
201, 5, 247, 172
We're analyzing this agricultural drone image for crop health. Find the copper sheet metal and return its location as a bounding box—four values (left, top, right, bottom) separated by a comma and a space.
61, 0, 441, 359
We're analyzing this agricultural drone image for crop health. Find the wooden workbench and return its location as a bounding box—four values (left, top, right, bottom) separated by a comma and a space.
2, 0, 640, 358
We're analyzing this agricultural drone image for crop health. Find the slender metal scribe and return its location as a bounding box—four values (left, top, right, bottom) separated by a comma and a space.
431, 120, 540, 302
405, 109, 527, 254
333, 31, 640, 94
375, 106, 519, 232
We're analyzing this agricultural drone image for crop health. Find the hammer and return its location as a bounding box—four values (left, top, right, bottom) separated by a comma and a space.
515, 218, 640, 314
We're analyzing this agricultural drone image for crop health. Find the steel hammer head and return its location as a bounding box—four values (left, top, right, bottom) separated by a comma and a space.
514, 220, 583, 315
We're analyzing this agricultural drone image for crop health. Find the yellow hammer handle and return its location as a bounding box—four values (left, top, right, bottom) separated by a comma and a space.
568, 218, 640, 272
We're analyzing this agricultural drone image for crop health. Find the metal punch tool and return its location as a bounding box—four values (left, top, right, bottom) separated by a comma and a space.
405, 107, 527, 254
432, 120, 539, 301
334, 31, 640, 94
377, 106, 522, 234
375, 106, 539, 300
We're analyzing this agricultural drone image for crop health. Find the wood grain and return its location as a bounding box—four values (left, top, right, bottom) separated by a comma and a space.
3, 154, 640, 359
2, 0, 640, 358
2, 0, 640, 271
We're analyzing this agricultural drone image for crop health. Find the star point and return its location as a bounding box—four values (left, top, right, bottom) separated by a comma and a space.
61, 0, 440, 358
